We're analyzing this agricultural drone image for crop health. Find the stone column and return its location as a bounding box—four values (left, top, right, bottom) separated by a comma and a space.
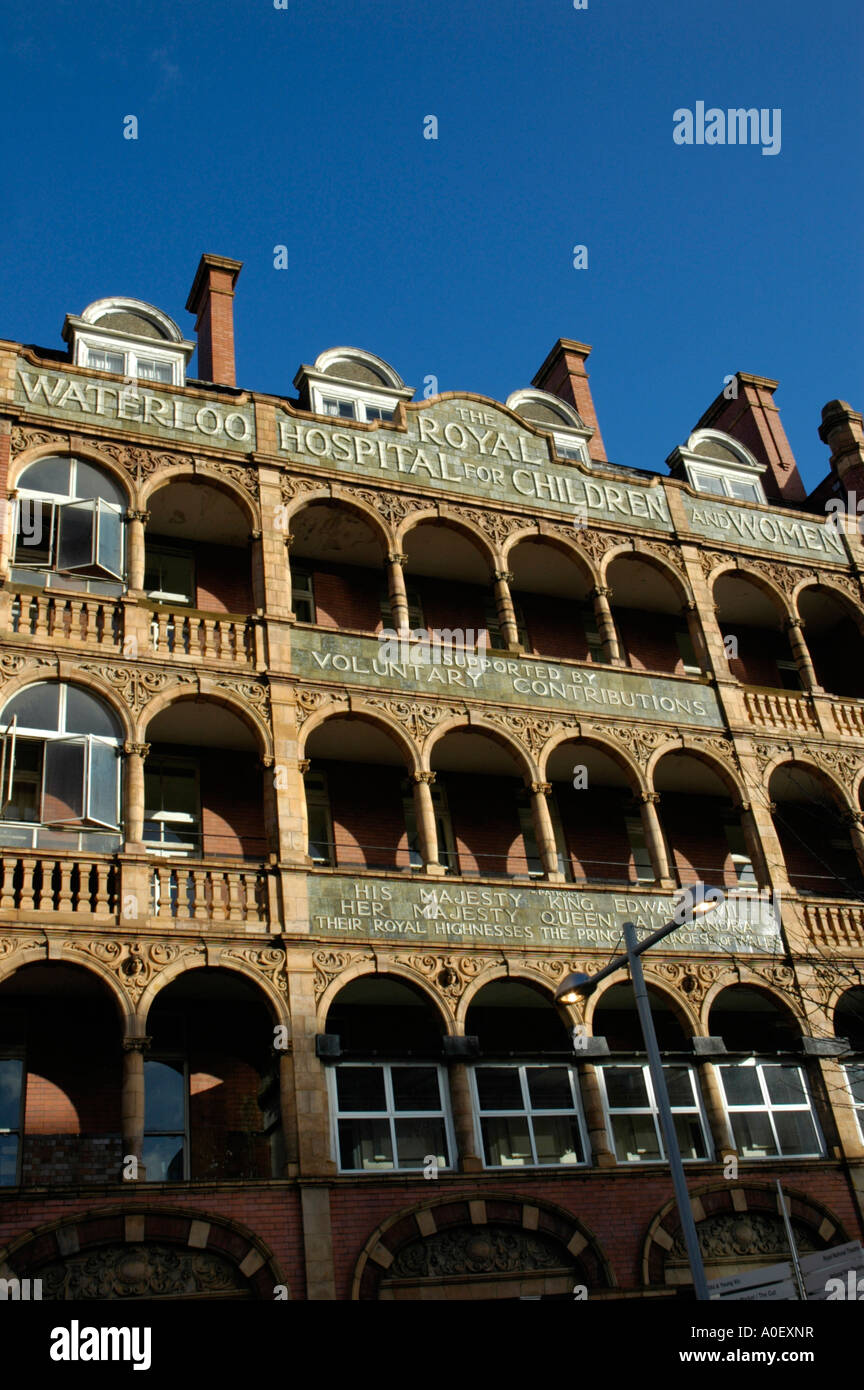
682, 598, 711, 675
410, 771, 445, 875
576, 1062, 616, 1167
785, 618, 823, 693
278, 1045, 300, 1176
638, 792, 672, 884
249, 529, 265, 612
844, 811, 864, 881
447, 1062, 483, 1171
492, 569, 521, 650
591, 586, 624, 665
528, 781, 564, 882
121, 1035, 150, 1180
738, 801, 770, 890
284, 532, 296, 616
386, 551, 410, 634
125, 510, 149, 592
122, 741, 150, 847
696, 1059, 736, 1159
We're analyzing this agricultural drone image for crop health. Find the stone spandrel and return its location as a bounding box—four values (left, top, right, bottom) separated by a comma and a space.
290, 627, 723, 727
308, 875, 783, 955
276, 397, 673, 530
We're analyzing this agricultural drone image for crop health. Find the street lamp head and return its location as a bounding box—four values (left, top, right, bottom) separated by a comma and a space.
555, 972, 595, 1004
674, 881, 725, 922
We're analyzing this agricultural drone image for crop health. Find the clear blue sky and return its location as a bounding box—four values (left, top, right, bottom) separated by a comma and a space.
1, 0, 860, 490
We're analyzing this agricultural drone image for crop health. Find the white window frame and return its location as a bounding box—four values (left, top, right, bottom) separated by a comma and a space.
715, 1059, 824, 1159
624, 815, 656, 884
144, 542, 195, 606
143, 1052, 189, 1181
143, 755, 201, 858
13, 459, 126, 586
305, 769, 335, 866
597, 1062, 713, 1163
328, 1061, 454, 1174
77, 331, 185, 387
471, 1062, 590, 1170
686, 462, 766, 504
291, 566, 316, 623
844, 1064, 864, 1142
312, 384, 399, 423
553, 434, 588, 464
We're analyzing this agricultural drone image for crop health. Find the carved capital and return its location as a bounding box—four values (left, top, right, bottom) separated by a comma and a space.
591, 585, 612, 600
124, 509, 150, 526
784, 617, 804, 633
681, 599, 697, 613
411, 770, 437, 785
249, 529, 263, 542
639, 791, 661, 805
493, 570, 515, 584
121, 1035, 152, 1054
297, 759, 311, 774
122, 741, 151, 759
388, 552, 408, 567
530, 781, 552, 797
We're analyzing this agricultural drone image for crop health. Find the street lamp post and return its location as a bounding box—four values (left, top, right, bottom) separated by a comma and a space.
555, 882, 724, 1304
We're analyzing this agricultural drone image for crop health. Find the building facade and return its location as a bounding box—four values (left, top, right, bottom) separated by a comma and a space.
1, 253, 864, 1300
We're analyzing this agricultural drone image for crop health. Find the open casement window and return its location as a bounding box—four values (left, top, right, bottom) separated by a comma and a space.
56, 499, 123, 580
12, 498, 56, 569
1, 727, 118, 830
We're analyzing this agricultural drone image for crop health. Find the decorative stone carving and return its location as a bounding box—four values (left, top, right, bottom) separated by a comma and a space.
669, 1213, 815, 1261
683, 732, 743, 774
524, 957, 591, 989
0, 654, 55, 686
809, 745, 864, 787
698, 550, 726, 581
79, 663, 197, 713
281, 474, 325, 502
216, 462, 259, 502
0, 936, 45, 960
92, 439, 192, 481
293, 687, 335, 726
482, 709, 572, 759
10, 426, 62, 455
646, 961, 721, 1006
220, 946, 288, 998
38, 1243, 247, 1300
390, 1226, 569, 1279
214, 677, 271, 717
597, 723, 666, 769
362, 695, 465, 743
575, 528, 628, 565
61, 939, 196, 1004
448, 505, 530, 549
745, 559, 818, 599
635, 539, 689, 582
312, 948, 375, 1002
348, 487, 431, 528
402, 953, 487, 1003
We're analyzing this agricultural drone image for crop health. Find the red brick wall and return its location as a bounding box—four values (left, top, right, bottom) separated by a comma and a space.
309, 563, 384, 632
200, 750, 266, 858
556, 785, 637, 882
414, 577, 488, 638
443, 772, 528, 876
660, 793, 741, 887
520, 593, 590, 662
722, 625, 791, 688
808, 619, 864, 699
194, 542, 253, 614
324, 761, 412, 870
773, 805, 864, 895
617, 609, 687, 675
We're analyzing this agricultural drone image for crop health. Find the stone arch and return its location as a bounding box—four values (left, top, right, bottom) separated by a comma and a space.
423, 714, 537, 781
140, 462, 260, 531
793, 577, 864, 630
647, 741, 747, 805
298, 700, 421, 773
601, 543, 693, 604
538, 727, 644, 793
0, 1204, 288, 1300
318, 966, 453, 1035
308, 485, 394, 553
401, 506, 499, 574
392, 502, 446, 548
766, 753, 852, 814
136, 679, 273, 757
136, 956, 288, 1031
700, 973, 807, 1035
710, 562, 792, 622
642, 1182, 849, 1288
0, 951, 133, 1028
583, 969, 700, 1039
0, 668, 134, 745
454, 963, 569, 1032
10, 441, 134, 508
351, 1191, 615, 1300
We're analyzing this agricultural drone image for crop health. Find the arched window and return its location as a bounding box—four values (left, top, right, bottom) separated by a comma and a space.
0, 683, 122, 850
12, 457, 126, 591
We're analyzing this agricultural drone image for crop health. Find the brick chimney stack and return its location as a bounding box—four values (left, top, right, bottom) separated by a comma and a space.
186, 253, 243, 386
693, 372, 806, 503
531, 339, 607, 463
818, 400, 864, 499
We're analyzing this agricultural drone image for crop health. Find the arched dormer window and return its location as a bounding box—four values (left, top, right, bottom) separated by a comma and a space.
0, 682, 122, 851
11, 456, 127, 593
667, 430, 767, 503
296, 347, 413, 422
506, 389, 593, 464
63, 297, 195, 387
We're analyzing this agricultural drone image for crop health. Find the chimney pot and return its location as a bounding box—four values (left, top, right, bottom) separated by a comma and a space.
186, 253, 243, 386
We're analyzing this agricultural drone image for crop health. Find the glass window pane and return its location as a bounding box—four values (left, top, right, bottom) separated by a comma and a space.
307, 806, 332, 864
0, 1134, 20, 1185
4, 740, 43, 822
338, 1118, 392, 1170
532, 1116, 583, 1165
394, 1118, 448, 1169
57, 500, 96, 572
64, 687, 119, 739
0, 1058, 23, 1129
42, 739, 86, 823
775, 1111, 820, 1156
18, 457, 72, 496
3, 683, 61, 732
611, 1112, 661, 1161
137, 359, 173, 383
95, 502, 123, 579
475, 1068, 523, 1111
391, 1067, 441, 1112
692, 471, 726, 496
14, 499, 54, 566
604, 1067, 650, 1109
336, 1066, 386, 1112
729, 1111, 777, 1158
673, 1113, 707, 1160
88, 349, 124, 374
143, 1135, 185, 1182
74, 461, 126, 509
665, 1067, 698, 1108
763, 1066, 807, 1107
87, 739, 120, 828
526, 1067, 573, 1111
481, 1116, 532, 1166
847, 1065, 864, 1107
145, 1059, 185, 1130
718, 1065, 762, 1106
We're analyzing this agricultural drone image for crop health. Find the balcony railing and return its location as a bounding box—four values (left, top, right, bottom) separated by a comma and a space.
146, 605, 256, 665
742, 687, 819, 735
0, 850, 119, 916
9, 588, 124, 650
802, 898, 864, 951
830, 701, 864, 739
149, 860, 269, 925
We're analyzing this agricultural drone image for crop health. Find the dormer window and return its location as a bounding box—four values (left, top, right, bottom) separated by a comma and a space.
296, 347, 413, 423
506, 389, 594, 466
667, 430, 767, 505
64, 298, 195, 389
